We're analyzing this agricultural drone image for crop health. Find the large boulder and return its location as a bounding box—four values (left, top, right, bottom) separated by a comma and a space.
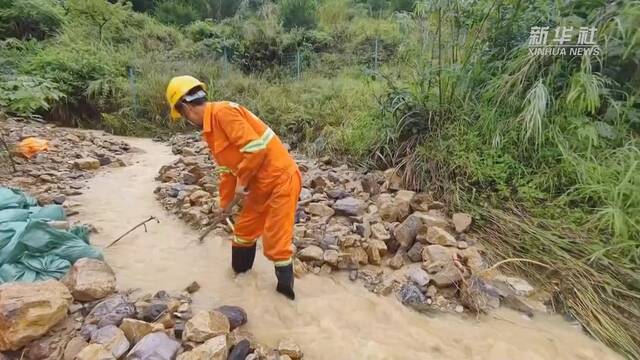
85, 294, 136, 328
332, 197, 365, 216
177, 335, 228, 360
183, 310, 230, 343
125, 332, 181, 360
411, 212, 448, 228
61, 258, 116, 302
91, 325, 130, 359
0, 280, 72, 351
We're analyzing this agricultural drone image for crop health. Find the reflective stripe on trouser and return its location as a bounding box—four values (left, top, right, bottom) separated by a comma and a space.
232, 169, 301, 264
233, 235, 256, 246
240, 128, 275, 153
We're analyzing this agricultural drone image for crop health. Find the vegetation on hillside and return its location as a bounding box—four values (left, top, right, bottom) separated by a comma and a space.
0, 0, 638, 357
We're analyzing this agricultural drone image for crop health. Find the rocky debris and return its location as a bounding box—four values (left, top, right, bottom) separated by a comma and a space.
125, 332, 181, 360
184, 281, 201, 294
277, 338, 303, 359
228, 339, 251, 360
452, 213, 472, 233
64, 336, 89, 360
85, 294, 136, 328
183, 310, 230, 343
0, 119, 132, 205
492, 275, 535, 297
0, 280, 72, 351
91, 324, 130, 358
22, 317, 79, 360
156, 133, 542, 319
177, 335, 228, 360
76, 343, 115, 360
119, 318, 164, 344
214, 306, 247, 331
61, 258, 116, 302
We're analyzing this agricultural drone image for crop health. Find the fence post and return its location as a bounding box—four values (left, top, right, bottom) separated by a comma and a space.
223, 47, 229, 78
374, 38, 379, 72
127, 66, 138, 118
296, 49, 301, 79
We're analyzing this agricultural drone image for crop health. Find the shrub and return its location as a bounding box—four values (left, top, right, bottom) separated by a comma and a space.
280, 0, 318, 30
0, 0, 65, 40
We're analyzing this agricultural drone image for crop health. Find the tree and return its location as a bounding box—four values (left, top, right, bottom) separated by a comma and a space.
68, 0, 129, 42
280, 0, 318, 30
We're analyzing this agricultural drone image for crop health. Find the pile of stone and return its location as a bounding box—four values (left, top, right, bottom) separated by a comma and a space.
1, 118, 131, 213
0, 258, 302, 360
155, 133, 545, 317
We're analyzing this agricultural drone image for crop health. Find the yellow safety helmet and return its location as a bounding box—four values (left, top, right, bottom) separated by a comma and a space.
165, 75, 207, 120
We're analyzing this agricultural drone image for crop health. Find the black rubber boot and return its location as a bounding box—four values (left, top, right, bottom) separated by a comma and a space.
231, 243, 256, 274
275, 263, 295, 300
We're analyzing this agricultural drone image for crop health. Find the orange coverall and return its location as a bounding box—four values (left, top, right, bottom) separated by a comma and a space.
202, 101, 301, 265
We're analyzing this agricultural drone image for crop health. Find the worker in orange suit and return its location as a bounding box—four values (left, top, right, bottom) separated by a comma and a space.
165, 75, 300, 299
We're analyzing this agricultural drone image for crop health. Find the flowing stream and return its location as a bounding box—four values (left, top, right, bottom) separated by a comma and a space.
75, 136, 620, 360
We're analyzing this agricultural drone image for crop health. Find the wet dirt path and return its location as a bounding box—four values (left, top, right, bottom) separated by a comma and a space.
76, 136, 620, 360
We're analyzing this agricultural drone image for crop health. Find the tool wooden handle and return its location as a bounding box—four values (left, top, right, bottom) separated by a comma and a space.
198, 196, 242, 243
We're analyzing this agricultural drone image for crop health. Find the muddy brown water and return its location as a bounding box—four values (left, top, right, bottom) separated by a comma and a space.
75, 136, 620, 360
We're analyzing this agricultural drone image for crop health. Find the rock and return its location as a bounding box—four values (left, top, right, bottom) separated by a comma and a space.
457, 241, 468, 249
98, 157, 112, 166
409, 192, 432, 212
406, 242, 424, 262
183, 310, 230, 343
91, 325, 130, 358
368, 239, 388, 256
53, 195, 66, 204
0, 280, 72, 351
345, 247, 368, 265
460, 277, 501, 313
80, 324, 98, 341
326, 188, 349, 200
75, 343, 114, 360
425, 227, 457, 247
501, 294, 535, 317
397, 283, 427, 310
182, 172, 198, 185
393, 214, 422, 249
383, 168, 402, 191
125, 332, 181, 360
73, 158, 101, 170
63, 337, 88, 360
119, 318, 163, 344
137, 302, 168, 322
455, 305, 464, 313
426, 285, 437, 298
411, 212, 449, 228
310, 176, 328, 191
493, 275, 535, 297
371, 223, 390, 241
332, 197, 365, 216
228, 339, 250, 360
406, 267, 430, 287
297, 245, 324, 262
431, 264, 463, 287
307, 203, 335, 217
366, 245, 381, 265
361, 173, 381, 195
299, 188, 312, 201
214, 306, 247, 331
277, 338, 303, 359
354, 219, 371, 239
227, 328, 255, 348
323, 250, 339, 267
452, 213, 472, 233
23, 317, 78, 360
177, 335, 228, 360
182, 148, 197, 156
293, 258, 308, 278
422, 245, 454, 265
388, 252, 404, 270
189, 190, 210, 205
61, 258, 116, 302
85, 294, 136, 328
185, 281, 200, 294
336, 252, 359, 270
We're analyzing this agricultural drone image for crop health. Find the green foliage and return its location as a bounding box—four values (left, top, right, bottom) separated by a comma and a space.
154, 0, 199, 26
0, 75, 63, 115
280, 0, 318, 30
0, 0, 65, 40
390, 0, 414, 12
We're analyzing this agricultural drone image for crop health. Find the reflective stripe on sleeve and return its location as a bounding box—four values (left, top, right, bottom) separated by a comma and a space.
240, 128, 275, 153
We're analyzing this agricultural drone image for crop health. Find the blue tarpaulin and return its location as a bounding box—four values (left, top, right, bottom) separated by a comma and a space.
0, 187, 102, 283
